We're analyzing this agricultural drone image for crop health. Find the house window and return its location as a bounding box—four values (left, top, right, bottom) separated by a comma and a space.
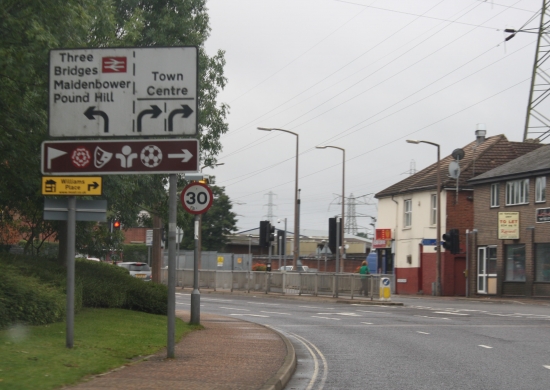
536, 177, 546, 203
505, 179, 529, 205
535, 243, 550, 282
404, 199, 412, 227
490, 183, 499, 207
505, 244, 526, 282
430, 194, 437, 225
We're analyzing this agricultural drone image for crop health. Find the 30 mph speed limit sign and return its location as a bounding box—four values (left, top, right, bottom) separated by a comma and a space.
180, 182, 213, 215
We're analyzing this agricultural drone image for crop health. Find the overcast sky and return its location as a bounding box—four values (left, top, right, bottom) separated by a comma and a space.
202, 0, 542, 237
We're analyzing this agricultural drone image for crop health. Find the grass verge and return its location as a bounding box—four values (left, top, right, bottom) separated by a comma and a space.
0, 308, 195, 390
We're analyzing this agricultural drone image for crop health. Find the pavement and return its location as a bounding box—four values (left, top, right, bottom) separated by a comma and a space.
62, 289, 548, 390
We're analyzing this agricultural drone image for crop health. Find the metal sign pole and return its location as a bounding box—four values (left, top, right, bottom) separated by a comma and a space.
66, 196, 76, 348
167, 174, 177, 358
190, 214, 200, 324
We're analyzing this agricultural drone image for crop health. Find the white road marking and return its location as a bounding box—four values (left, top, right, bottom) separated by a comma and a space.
285, 331, 329, 390
414, 315, 450, 320
312, 316, 340, 321
416, 331, 430, 335
299, 306, 322, 309
219, 306, 249, 311
230, 314, 269, 318
361, 322, 373, 325
260, 311, 291, 315
356, 310, 373, 313
246, 301, 280, 306
544, 365, 550, 370
479, 345, 493, 349
434, 312, 469, 316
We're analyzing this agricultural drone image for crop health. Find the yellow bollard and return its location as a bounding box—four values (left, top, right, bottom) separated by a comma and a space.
379, 277, 391, 301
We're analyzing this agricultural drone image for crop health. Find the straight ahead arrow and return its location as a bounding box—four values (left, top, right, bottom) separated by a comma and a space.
168, 149, 193, 162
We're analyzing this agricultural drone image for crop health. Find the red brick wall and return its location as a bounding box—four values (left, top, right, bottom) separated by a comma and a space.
395, 267, 420, 294
123, 227, 149, 244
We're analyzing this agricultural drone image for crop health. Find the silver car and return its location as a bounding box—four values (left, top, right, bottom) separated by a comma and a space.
117, 262, 152, 281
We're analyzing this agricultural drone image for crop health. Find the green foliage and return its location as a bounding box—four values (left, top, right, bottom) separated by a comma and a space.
0, 308, 190, 390
0, 253, 167, 329
0, 266, 66, 328
122, 243, 148, 263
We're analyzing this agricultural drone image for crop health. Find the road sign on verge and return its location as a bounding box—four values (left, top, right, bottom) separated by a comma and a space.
41, 139, 199, 175
49, 47, 198, 138
42, 176, 102, 195
180, 182, 213, 215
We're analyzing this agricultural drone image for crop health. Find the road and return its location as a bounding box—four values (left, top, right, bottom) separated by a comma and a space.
175, 293, 550, 390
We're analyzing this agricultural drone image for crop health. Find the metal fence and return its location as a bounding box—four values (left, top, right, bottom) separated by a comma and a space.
161, 269, 395, 300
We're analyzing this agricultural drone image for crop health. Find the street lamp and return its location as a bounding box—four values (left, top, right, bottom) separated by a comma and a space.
316, 145, 345, 272
406, 139, 441, 296
257, 127, 300, 265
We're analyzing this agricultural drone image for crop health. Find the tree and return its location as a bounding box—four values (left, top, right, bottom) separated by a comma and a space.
179, 184, 237, 251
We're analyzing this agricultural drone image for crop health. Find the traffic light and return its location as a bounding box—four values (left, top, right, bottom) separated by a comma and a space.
269, 224, 275, 243
442, 229, 459, 254
259, 221, 270, 248
328, 217, 341, 254
277, 230, 286, 255
113, 220, 121, 230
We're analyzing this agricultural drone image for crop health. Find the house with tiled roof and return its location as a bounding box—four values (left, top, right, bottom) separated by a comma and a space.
374, 131, 542, 296
468, 144, 550, 298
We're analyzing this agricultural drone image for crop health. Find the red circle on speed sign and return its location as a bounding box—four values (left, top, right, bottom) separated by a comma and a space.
180, 182, 214, 215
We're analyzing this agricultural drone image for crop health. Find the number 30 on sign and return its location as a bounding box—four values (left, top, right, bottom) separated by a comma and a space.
180, 182, 213, 215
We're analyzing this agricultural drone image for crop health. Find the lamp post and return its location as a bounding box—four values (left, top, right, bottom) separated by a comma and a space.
257, 127, 300, 265
316, 145, 345, 272
406, 139, 441, 296
277, 218, 287, 269
248, 234, 252, 271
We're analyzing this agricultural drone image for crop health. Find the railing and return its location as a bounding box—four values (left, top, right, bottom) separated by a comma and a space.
161, 269, 394, 300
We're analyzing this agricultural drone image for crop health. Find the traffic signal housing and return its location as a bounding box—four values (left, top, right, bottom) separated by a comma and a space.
259, 221, 270, 248
112, 220, 121, 231
328, 217, 341, 254
269, 224, 275, 243
442, 229, 459, 254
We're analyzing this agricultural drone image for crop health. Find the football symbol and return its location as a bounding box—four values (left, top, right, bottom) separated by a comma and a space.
140, 145, 163, 168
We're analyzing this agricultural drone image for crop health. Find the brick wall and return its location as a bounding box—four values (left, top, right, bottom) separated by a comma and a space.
123, 227, 149, 244
473, 177, 550, 298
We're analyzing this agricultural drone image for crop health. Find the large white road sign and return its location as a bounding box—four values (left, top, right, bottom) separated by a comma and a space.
49, 47, 197, 138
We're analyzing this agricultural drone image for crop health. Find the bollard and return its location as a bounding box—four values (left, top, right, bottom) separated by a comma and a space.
379, 277, 391, 301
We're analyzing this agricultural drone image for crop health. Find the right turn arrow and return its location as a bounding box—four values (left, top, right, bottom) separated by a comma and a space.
168, 105, 194, 132
137, 105, 162, 132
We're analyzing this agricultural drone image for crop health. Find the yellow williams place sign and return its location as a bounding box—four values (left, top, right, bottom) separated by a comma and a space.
42, 177, 102, 196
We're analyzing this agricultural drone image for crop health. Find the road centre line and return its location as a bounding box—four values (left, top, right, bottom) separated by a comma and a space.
544, 365, 550, 370
479, 345, 493, 349
414, 315, 450, 320
416, 331, 430, 334
219, 306, 249, 311
434, 311, 469, 316
361, 322, 373, 325
312, 316, 340, 321
260, 311, 291, 315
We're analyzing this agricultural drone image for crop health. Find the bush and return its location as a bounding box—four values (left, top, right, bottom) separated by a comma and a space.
252, 263, 267, 271
123, 243, 148, 263
76, 260, 131, 308
124, 281, 168, 315
0, 265, 66, 328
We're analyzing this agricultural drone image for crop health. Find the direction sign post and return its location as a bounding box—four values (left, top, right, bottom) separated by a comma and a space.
49, 47, 198, 138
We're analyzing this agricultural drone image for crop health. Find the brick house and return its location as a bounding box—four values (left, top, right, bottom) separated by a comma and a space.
375, 133, 542, 296
468, 144, 550, 298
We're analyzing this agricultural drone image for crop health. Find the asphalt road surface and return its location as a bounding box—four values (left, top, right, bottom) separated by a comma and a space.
175, 293, 550, 390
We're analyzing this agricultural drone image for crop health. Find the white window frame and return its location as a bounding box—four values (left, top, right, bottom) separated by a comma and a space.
536, 176, 546, 203
430, 194, 437, 225
404, 199, 412, 227
505, 179, 529, 206
490, 183, 499, 207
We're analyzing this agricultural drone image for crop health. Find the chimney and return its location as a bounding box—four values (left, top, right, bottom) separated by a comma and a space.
475, 123, 486, 145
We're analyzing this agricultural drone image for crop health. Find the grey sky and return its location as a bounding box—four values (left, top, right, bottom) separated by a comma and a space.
202, 0, 541, 236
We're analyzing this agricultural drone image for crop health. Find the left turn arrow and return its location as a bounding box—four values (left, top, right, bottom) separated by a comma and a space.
84, 106, 109, 133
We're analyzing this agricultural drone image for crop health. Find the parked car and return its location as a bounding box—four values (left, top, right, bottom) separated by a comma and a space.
296, 265, 309, 272
279, 266, 293, 271
117, 262, 152, 281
